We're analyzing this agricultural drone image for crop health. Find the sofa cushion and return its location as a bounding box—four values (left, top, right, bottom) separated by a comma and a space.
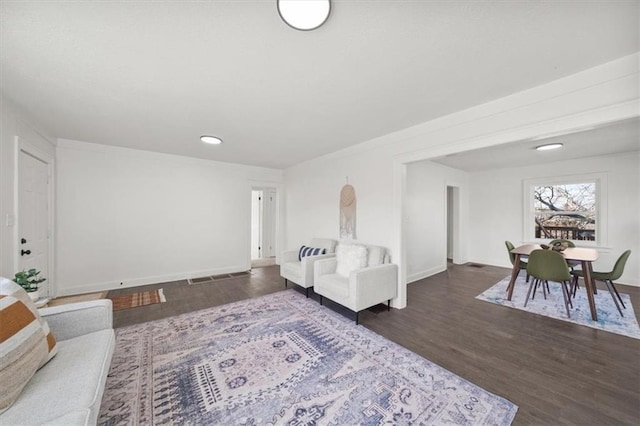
336, 244, 368, 277
282, 261, 302, 282
367, 245, 387, 266
317, 273, 350, 300
310, 238, 337, 254
1, 329, 115, 425
298, 245, 327, 261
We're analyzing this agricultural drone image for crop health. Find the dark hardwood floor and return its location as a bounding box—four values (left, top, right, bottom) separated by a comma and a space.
108, 263, 640, 425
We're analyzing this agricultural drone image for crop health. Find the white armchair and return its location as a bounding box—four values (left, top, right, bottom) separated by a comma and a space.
280, 238, 337, 297
314, 242, 398, 324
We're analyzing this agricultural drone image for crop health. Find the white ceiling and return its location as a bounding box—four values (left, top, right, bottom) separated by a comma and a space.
430, 117, 640, 172
1, 1, 638, 169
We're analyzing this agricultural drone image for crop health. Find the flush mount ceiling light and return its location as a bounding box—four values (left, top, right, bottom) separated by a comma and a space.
535, 143, 563, 151
200, 135, 223, 145
277, 0, 331, 31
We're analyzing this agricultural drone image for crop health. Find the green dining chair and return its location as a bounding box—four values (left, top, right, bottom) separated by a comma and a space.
505, 240, 529, 283
525, 249, 573, 318
549, 238, 581, 272
549, 239, 576, 248
570, 250, 631, 317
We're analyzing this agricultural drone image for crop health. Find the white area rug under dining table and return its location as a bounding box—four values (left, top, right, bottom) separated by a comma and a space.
476, 275, 640, 339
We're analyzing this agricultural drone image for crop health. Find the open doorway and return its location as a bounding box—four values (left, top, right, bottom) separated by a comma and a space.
251, 187, 276, 268
446, 185, 460, 265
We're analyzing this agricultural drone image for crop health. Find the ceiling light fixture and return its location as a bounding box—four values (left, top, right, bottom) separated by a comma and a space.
200, 135, 223, 145
535, 143, 563, 151
277, 0, 331, 31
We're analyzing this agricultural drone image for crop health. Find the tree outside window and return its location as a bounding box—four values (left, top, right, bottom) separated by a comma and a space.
534, 182, 596, 241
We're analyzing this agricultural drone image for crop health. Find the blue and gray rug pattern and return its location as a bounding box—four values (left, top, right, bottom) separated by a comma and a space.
99, 290, 517, 425
476, 275, 640, 339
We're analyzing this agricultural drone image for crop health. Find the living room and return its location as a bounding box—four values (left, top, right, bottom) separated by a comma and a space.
1, 1, 638, 424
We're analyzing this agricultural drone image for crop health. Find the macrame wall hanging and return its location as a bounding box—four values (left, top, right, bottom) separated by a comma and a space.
339, 180, 356, 240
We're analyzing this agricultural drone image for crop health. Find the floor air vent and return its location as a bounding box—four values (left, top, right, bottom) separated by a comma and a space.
211, 274, 231, 280
188, 271, 252, 285
191, 276, 214, 284
467, 263, 486, 268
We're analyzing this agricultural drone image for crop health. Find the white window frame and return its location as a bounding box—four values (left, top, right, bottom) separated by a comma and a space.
523, 173, 607, 247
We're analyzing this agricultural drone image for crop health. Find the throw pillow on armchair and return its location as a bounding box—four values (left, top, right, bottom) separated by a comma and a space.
335, 244, 368, 277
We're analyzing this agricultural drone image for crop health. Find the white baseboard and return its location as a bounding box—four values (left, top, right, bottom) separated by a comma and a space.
54, 261, 639, 297
617, 278, 639, 287
408, 265, 447, 284
55, 264, 252, 297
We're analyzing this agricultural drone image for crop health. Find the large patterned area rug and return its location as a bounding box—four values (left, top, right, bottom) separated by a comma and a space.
476, 275, 640, 339
99, 290, 517, 425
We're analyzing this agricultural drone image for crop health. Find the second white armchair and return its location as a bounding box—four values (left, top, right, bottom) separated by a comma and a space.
314, 242, 398, 324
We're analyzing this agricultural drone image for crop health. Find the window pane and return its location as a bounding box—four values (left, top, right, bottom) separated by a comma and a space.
534, 183, 596, 241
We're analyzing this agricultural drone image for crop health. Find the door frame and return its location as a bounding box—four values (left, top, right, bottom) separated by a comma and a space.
14, 136, 56, 296
250, 186, 276, 260
248, 180, 282, 266
251, 189, 264, 260
446, 185, 462, 265
261, 188, 277, 258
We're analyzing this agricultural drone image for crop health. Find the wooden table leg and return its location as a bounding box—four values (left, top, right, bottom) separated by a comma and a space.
506, 254, 521, 301
582, 260, 598, 321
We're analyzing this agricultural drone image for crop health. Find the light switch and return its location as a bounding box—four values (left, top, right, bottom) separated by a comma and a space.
5, 213, 15, 227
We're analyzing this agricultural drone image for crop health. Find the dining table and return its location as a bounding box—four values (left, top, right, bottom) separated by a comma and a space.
506, 243, 600, 321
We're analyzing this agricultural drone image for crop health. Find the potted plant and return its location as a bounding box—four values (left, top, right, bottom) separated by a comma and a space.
13, 268, 46, 301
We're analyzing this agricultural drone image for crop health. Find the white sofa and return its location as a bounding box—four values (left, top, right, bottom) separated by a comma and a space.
280, 238, 337, 297
314, 242, 398, 324
1, 299, 115, 425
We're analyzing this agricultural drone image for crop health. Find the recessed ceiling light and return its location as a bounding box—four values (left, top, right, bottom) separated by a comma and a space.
535, 143, 563, 151
200, 135, 223, 145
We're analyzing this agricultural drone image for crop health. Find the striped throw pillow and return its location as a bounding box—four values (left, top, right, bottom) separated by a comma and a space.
0, 295, 49, 414
298, 245, 327, 261
0, 278, 58, 414
0, 278, 57, 364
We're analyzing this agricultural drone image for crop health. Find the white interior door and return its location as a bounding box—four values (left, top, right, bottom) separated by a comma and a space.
18, 150, 51, 296
262, 189, 276, 258
251, 190, 263, 259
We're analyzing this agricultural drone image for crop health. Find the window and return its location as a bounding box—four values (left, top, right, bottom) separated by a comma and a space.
524, 174, 607, 246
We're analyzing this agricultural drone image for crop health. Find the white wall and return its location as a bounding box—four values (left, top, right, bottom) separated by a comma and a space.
56, 139, 283, 295
284, 144, 396, 252
468, 152, 640, 285
4, 54, 638, 303
406, 161, 468, 282
284, 54, 639, 308
0, 95, 56, 280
